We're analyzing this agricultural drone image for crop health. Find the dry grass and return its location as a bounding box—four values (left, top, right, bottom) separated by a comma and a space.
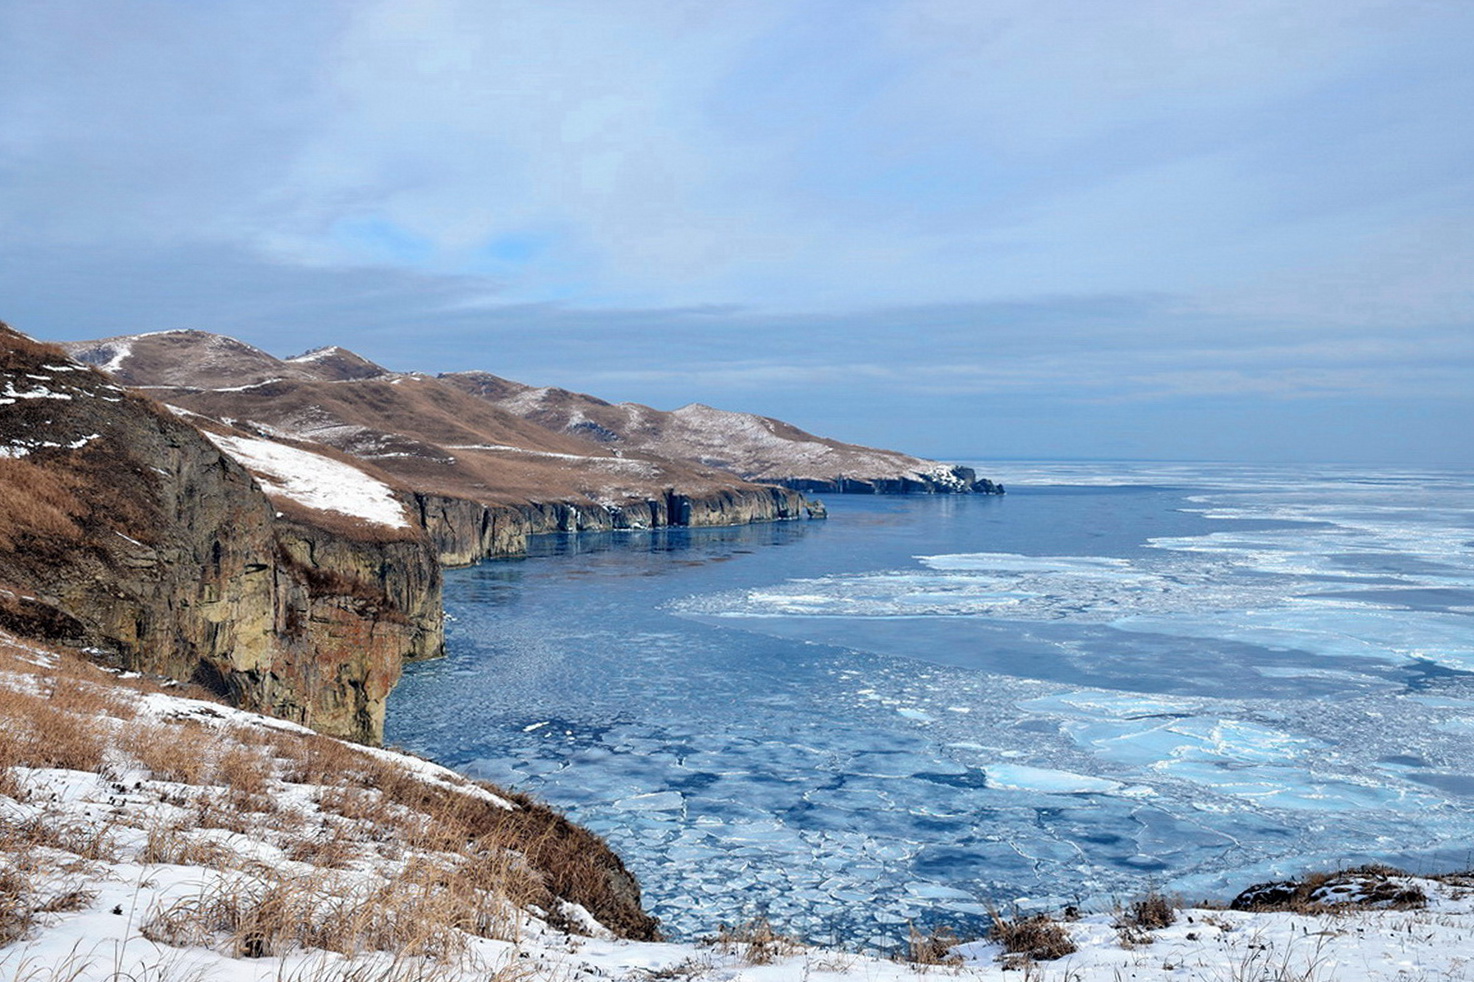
0, 866, 32, 948
141, 822, 232, 869
0, 631, 659, 967
987, 910, 1077, 965
1115, 888, 1178, 946
45, 675, 137, 720
0, 461, 85, 553
708, 917, 802, 965
141, 852, 533, 962
905, 922, 963, 967
0, 684, 108, 774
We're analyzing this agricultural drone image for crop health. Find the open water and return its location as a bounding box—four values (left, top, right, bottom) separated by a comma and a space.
386, 462, 1474, 946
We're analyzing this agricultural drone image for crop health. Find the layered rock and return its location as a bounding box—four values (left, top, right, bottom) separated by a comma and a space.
414, 485, 811, 565
0, 325, 440, 744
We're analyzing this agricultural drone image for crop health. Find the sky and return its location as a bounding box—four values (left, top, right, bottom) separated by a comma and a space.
1, 0, 1471, 466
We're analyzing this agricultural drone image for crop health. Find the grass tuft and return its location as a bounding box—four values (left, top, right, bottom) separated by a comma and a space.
988, 910, 1076, 965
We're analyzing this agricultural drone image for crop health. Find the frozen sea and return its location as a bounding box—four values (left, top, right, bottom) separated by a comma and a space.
386, 461, 1474, 946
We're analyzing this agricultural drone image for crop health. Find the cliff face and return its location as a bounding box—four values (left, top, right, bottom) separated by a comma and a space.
415, 485, 812, 565
779, 465, 1004, 496
0, 326, 441, 744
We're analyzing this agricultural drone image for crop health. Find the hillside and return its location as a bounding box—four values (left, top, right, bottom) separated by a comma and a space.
0, 325, 440, 744
5, 634, 1473, 981
440, 372, 1003, 494
64, 331, 815, 564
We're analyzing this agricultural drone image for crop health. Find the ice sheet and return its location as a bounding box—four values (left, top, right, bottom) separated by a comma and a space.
389, 463, 1474, 942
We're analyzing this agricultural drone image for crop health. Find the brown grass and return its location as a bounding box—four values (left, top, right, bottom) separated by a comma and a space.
44, 674, 137, 720
0, 631, 661, 964
1120, 884, 1179, 925
141, 858, 521, 961
988, 911, 1077, 964
0, 865, 31, 947
141, 822, 232, 869
906, 922, 963, 967
0, 461, 85, 552
0, 684, 108, 773
709, 917, 801, 965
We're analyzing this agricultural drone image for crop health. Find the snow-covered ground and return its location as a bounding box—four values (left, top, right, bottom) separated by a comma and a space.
4, 634, 1473, 982
202, 432, 411, 529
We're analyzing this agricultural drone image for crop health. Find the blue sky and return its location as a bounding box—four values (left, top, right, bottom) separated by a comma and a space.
2, 0, 1471, 465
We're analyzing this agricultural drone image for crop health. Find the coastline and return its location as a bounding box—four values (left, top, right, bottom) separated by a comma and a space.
388, 471, 1474, 944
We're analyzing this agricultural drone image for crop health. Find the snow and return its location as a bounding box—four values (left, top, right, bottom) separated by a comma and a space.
3, 432, 101, 456
286, 346, 345, 362
209, 377, 286, 392
203, 432, 410, 529
94, 339, 133, 374
1, 380, 74, 403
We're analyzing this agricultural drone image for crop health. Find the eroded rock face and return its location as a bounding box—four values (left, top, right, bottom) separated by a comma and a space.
0, 326, 440, 744
414, 484, 809, 565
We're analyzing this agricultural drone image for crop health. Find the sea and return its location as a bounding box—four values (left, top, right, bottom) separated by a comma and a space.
385, 461, 1474, 947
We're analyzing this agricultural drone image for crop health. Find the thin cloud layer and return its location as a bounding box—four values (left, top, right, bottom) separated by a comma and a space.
1, 0, 1470, 463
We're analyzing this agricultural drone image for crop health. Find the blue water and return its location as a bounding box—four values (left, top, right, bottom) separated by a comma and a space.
386, 462, 1474, 946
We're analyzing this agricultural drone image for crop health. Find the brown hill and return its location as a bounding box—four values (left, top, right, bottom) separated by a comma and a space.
63, 331, 812, 563
443, 372, 1002, 494
1, 324, 441, 743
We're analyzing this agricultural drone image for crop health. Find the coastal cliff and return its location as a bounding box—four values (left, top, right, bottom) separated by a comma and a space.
3, 325, 817, 740
779, 465, 1004, 496
415, 485, 812, 565
0, 325, 440, 744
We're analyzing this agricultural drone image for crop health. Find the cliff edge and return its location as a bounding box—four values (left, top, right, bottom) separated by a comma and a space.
65, 330, 819, 567
0, 325, 441, 744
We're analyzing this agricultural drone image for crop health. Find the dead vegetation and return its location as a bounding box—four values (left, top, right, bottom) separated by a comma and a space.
0, 631, 658, 968
706, 917, 802, 965
987, 910, 1077, 966
905, 922, 963, 967
0, 461, 85, 552
1113, 888, 1178, 947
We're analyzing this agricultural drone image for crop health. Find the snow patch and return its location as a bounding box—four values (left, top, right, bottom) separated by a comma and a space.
203, 432, 410, 528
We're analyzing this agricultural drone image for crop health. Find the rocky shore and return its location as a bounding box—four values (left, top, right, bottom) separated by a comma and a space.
1, 325, 832, 743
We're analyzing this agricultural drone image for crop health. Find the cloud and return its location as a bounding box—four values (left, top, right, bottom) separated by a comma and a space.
2, 0, 1472, 463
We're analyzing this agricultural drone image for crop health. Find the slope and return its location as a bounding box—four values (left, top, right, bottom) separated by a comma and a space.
1, 324, 441, 743
442, 371, 1003, 494
62, 331, 813, 564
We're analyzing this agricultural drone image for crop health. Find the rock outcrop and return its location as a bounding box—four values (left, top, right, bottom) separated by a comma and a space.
0, 325, 440, 744
414, 485, 810, 565
779, 465, 1004, 496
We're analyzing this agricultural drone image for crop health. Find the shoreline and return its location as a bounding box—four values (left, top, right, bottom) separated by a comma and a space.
388, 480, 1474, 946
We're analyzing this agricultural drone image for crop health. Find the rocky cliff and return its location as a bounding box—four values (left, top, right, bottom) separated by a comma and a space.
64, 330, 824, 569
0, 325, 441, 744
414, 485, 811, 565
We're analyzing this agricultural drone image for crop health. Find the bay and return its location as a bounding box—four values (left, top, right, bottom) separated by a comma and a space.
386, 461, 1474, 944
